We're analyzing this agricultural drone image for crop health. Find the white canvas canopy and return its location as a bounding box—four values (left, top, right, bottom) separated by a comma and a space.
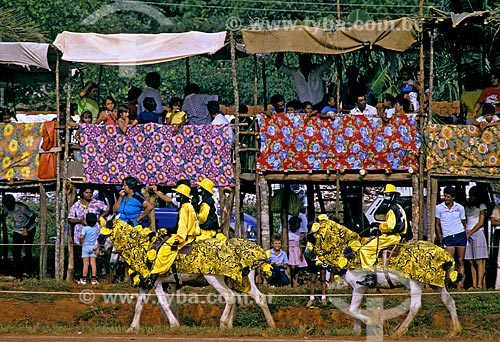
53, 31, 227, 65
0, 42, 51, 70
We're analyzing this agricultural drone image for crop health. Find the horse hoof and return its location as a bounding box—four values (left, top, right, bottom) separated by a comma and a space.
126, 326, 139, 333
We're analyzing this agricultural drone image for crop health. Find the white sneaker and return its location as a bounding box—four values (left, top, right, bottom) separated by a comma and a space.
78, 278, 87, 285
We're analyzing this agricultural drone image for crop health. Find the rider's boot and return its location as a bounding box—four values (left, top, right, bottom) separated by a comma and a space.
356, 272, 377, 288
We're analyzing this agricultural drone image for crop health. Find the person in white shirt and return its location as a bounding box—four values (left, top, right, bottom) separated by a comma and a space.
464, 186, 489, 289
472, 103, 500, 130
275, 52, 333, 105
208, 100, 234, 144
350, 94, 377, 118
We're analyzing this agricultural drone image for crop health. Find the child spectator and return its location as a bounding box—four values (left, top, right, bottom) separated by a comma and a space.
79, 212, 100, 285
96, 95, 118, 125
265, 234, 290, 287
126, 86, 142, 122
117, 105, 130, 134
287, 215, 308, 287
472, 103, 500, 129
319, 93, 337, 118
267, 94, 285, 117
132, 97, 160, 126
165, 97, 186, 133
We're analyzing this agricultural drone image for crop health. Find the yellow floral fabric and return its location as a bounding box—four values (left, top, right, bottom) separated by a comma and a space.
313, 220, 455, 287
0, 123, 43, 180
425, 124, 500, 176
102, 219, 266, 292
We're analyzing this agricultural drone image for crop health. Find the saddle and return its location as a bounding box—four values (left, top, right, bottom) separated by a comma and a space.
377, 243, 404, 268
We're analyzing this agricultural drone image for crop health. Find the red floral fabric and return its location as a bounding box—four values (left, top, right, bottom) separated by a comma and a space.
257, 113, 419, 171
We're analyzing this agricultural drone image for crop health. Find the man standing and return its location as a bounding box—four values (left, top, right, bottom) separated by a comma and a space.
275, 52, 333, 105
435, 186, 467, 289
2, 194, 36, 279
357, 184, 408, 288
137, 72, 164, 120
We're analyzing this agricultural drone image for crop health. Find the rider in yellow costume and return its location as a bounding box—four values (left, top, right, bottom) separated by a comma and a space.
196, 177, 222, 241
358, 184, 408, 287
149, 184, 201, 277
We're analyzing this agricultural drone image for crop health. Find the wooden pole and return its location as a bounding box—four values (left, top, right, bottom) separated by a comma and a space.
429, 177, 438, 243
428, 30, 435, 122
39, 183, 47, 280
411, 174, 419, 241
262, 59, 267, 110
63, 69, 72, 282
185, 57, 190, 85
425, 172, 432, 241
1, 192, 7, 262
230, 32, 242, 237
259, 177, 270, 249
54, 53, 64, 280
336, 170, 340, 219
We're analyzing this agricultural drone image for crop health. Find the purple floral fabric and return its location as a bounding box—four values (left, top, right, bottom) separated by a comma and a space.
79, 123, 234, 186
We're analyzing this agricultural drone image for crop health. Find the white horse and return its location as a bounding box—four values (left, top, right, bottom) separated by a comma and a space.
312, 219, 462, 338
128, 270, 274, 332
98, 218, 275, 332
342, 270, 460, 337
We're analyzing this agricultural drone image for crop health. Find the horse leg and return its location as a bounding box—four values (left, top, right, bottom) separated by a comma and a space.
247, 269, 276, 327
394, 280, 422, 338
204, 275, 236, 328
439, 286, 461, 337
127, 288, 147, 332
349, 285, 369, 334
154, 279, 180, 327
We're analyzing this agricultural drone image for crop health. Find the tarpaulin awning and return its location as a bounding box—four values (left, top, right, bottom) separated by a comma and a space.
53, 31, 227, 65
242, 18, 417, 54
0, 42, 51, 70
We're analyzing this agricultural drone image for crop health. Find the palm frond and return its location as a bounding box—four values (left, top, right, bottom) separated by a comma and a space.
0, 8, 48, 42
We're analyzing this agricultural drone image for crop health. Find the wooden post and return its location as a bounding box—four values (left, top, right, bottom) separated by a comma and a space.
39, 183, 48, 280
336, 170, 340, 219
256, 172, 262, 246
425, 172, 432, 241
63, 69, 73, 282
145, 189, 156, 231
411, 174, 419, 241
54, 53, 64, 280
219, 187, 235, 238
1, 192, 7, 262
230, 32, 242, 237
429, 177, 439, 243
259, 177, 270, 249
306, 183, 315, 223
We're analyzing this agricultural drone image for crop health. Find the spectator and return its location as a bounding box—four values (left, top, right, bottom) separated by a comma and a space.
473, 69, 500, 118
472, 103, 500, 130
285, 100, 302, 114
113, 176, 153, 227
464, 186, 488, 290
340, 65, 376, 110
132, 97, 160, 126
286, 214, 308, 287
460, 74, 483, 124
265, 234, 290, 287
350, 94, 377, 118
68, 187, 109, 246
165, 97, 186, 126
126, 86, 142, 122
209, 100, 234, 143
116, 105, 130, 134
379, 93, 396, 120
2, 194, 36, 279
319, 94, 337, 118
137, 72, 164, 119
95, 95, 118, 125
267, 94, 285, 117
275, 52, 333, 104
77, 81, 99, 121
489, 202, 500, 290
435, 186, 467, 289
302, 101, 314, 118
78, 213, 100, 285
182, 83, 218, 125
398, 66, 418, 93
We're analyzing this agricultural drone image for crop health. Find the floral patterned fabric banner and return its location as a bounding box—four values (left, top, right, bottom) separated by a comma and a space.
79, 123, 234, 186
257, 113, 420, 171
0, 123, 43, 180
425, 124, 500, 176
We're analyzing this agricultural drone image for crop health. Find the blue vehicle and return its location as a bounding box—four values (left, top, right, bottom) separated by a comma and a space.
150, 208, 257, 241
